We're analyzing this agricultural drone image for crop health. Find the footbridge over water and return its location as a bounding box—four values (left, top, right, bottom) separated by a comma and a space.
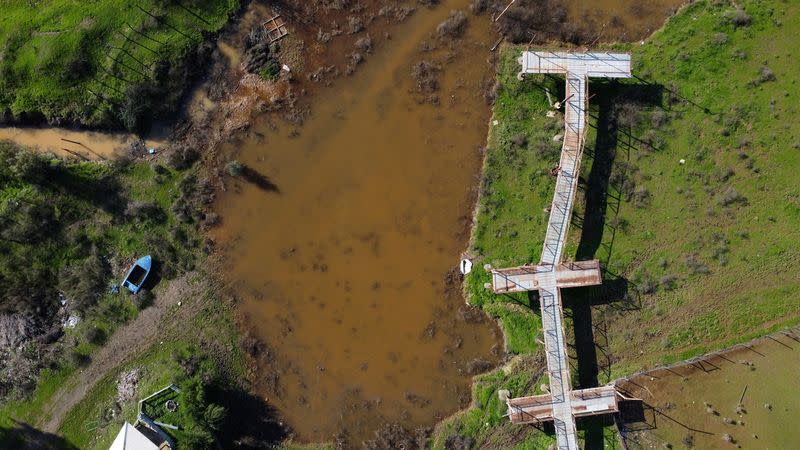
486, 50, 632, 449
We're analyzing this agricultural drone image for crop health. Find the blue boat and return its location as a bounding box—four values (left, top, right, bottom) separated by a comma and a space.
123, 255, 152, 294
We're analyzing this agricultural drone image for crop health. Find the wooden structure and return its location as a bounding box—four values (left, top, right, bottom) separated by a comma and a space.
263, 14, 288, 43
489, 50, 632, 450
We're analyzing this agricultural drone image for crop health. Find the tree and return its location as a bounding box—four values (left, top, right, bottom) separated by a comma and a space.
203, 404, 226, 431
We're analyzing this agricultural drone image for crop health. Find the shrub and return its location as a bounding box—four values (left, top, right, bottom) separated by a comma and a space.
436, 11, 468, 37
68, 349, 91, 367
84, 326, 108, 345
636, 275, 657, 295
59, 252, 110, 312
510, 133, 527, 147
166, 144, 200, 170
717, 186, 747, 206
355, 35, 372, 53
120, 83, 155, 132
685, 254, 710, 275
633, 186, 651, 208
651, 110, 668, 128
759, 66, 776, 83
659, 274, 678, 291
347, 15, 364, 34
124, 201, 167, 224
712, 32, 729, 46
225, 160, 244, 177
8, 150, 49, 185
470, 0, 490, 15
724, 8, 752, 27
411, 60, 440, 93
258, 60, 281, 80
132, 289, 155, 310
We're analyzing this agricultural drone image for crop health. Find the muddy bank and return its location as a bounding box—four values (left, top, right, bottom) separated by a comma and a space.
491, 0, 684, 44
617, 328, 800, 449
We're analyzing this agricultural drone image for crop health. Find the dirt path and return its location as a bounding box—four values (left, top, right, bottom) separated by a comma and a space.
37, 272, 205, 433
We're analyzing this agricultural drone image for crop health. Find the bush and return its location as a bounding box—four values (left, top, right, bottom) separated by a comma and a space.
685, 254, 710, 275
258, 60, 281, 80
759, 66, 776, 83
633, 187, 651, 208
510, 133, 527, 147
470, 0, 490, 15
717, 186, 747, 206
411, 60, 440, 93
124, 201, 167, 224
436, 10, 468, 38
659, 274, 678, 291
355, 35, 372, 53
651, 110, 669, 128
166, 144, 200, 170
225, 160, 244, 177
131, 289, 155, 310
724, 8, 752, 27
59, 252, 110, 312
712, 32, 729, 46
120, 83, 156, 132
84, 326, 108, 345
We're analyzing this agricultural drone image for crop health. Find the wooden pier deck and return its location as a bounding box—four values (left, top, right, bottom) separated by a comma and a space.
489, 50, 632, 450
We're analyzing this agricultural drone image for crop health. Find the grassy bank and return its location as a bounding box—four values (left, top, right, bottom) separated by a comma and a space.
0, 140, 236, 447
436, 0, 800, 447
55, 276, 247, 449
0, 0, 239, 130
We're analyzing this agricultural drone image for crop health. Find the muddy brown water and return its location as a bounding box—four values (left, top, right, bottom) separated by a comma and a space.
566, 0, 685, 42
211, 0, 687, 445
213, 2, 501, 443
0, 126, 165, 160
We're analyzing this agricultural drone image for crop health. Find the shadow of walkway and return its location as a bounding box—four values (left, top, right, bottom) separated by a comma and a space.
566, 79, 664, 449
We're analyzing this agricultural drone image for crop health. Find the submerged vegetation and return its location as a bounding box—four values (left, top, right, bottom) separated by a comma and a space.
439, 0, 800, 447
0, 0, 239, 131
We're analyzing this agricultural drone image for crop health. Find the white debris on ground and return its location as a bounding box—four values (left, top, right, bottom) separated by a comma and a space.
117, 368, 141, 405
64, 314, 81, 329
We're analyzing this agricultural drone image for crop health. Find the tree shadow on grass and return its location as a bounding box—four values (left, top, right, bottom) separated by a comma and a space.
211, 386, 288, 449
0, 421, 79, 450
44, 164, 126, 216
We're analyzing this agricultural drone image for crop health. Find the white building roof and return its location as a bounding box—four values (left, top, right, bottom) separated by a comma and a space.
109, 422, 159, 450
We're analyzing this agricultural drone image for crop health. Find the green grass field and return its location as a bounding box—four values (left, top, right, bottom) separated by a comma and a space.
0, 0, 238, 130
436, 0, 800, 447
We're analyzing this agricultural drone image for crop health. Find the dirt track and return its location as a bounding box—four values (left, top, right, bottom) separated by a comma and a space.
37, 272, 206, 433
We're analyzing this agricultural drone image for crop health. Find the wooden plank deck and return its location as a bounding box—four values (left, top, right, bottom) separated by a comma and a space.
507, 386, 619, 424
491, 260, 603, 293
491, 50, 631, 450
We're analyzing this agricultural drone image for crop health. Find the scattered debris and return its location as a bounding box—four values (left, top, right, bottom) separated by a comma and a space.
117, 368, 141, 405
